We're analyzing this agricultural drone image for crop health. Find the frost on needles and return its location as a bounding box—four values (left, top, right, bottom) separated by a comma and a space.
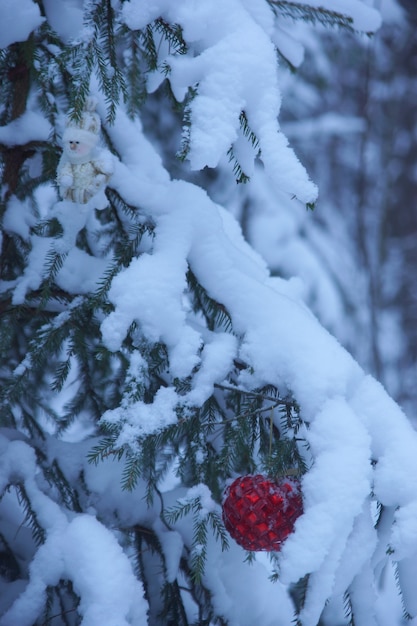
0, 1, 415, 626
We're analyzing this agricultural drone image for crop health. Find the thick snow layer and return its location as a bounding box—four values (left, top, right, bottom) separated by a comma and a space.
0, 436, 149, 626
43, 0, 84, 43
97, 93, 417, 622
5, 1, 417, 624
122, 0, 318, 204
0, 0, 44, 48
3, 196, 37, 240
0, 111, 51, 146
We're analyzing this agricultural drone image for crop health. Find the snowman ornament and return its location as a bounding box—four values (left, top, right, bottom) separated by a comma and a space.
57, 98, 113, 205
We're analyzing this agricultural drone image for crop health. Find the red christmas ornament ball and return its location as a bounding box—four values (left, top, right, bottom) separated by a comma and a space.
222, 474, 303, 551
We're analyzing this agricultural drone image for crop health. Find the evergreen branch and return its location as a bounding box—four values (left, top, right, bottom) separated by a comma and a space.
0, 405, 15, 429
1, 292, 110, 429
38, 247, 69, 309
210, 400, 288, 425
105, 186, 139, 220
261, 434, 306, 478
0, 531, 20, 581
190, 518, 208, 583
43, 459, 82, 513
44, 585, 55, 625
87, 435, 125, 465
15, 483, 46, 546
200, 395, 226, 430
180, 556, 225, 625
227, 146, 250, 185
60, 376, 97, 428
121, 31, 147, 117
165, 500, 195, 525
141, 24, 159, 72
133, 525, 192, 625
121, 452, 143, 492
187, 270, 233, 333
158, 581, 189, 626
213, 382, 295, 408
239, 111, 260, 148
0, 232, 28, 280
32, 218, 64, 239
35, 401, 61, 430
65, 44, 95, 123
20, 407, 46, 440
0, 314, 67, 408
269, 1, 355, 31
30, 23, 64, 128
391, 562, 412, 623
276, 47, 299, 74
208, 511, 229, 552
62, 0, 125, 121
227, 112, 260, 183
105, 187, 155, 240
42, 605, 78, 626
87, 261, 120, 309
166, 494, 222, 583
57, 311, 116, 426
135, 439, 161, 505
153, 18, 187, 57
132, 529, 150, 605
147, 342, 170, 380
176, 88, 197, 160
42, 580, 80, 626
15, 168, 54, 201
92, 39, 124, 124
50, 356, 72, 393
289, 573, 310, 620
217, 417, 257, 477
343, 590, 355, 626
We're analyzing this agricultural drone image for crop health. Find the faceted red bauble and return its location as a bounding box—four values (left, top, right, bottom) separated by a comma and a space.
222, 474, 303, 551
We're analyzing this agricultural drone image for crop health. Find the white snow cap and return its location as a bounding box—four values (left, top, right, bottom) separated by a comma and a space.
0, 0, 44, 48
63, 97, 101, 148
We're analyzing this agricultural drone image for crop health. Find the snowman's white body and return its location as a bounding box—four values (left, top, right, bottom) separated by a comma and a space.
57, 141, 112, 204
56, 101, 113, 204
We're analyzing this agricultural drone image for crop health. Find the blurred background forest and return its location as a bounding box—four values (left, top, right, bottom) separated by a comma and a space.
277, 0, 417, 420
143, 0, 417, 421
280, 0, 417, 419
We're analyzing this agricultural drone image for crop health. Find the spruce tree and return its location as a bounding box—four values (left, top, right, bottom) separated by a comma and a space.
1, 2, 417, 625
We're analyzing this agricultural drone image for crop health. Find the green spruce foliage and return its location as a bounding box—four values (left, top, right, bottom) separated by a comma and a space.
0, 3, 312, 622
0, 2, 393, 625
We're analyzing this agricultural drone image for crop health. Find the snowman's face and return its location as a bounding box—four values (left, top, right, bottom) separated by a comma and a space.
66, 139, 91, 158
